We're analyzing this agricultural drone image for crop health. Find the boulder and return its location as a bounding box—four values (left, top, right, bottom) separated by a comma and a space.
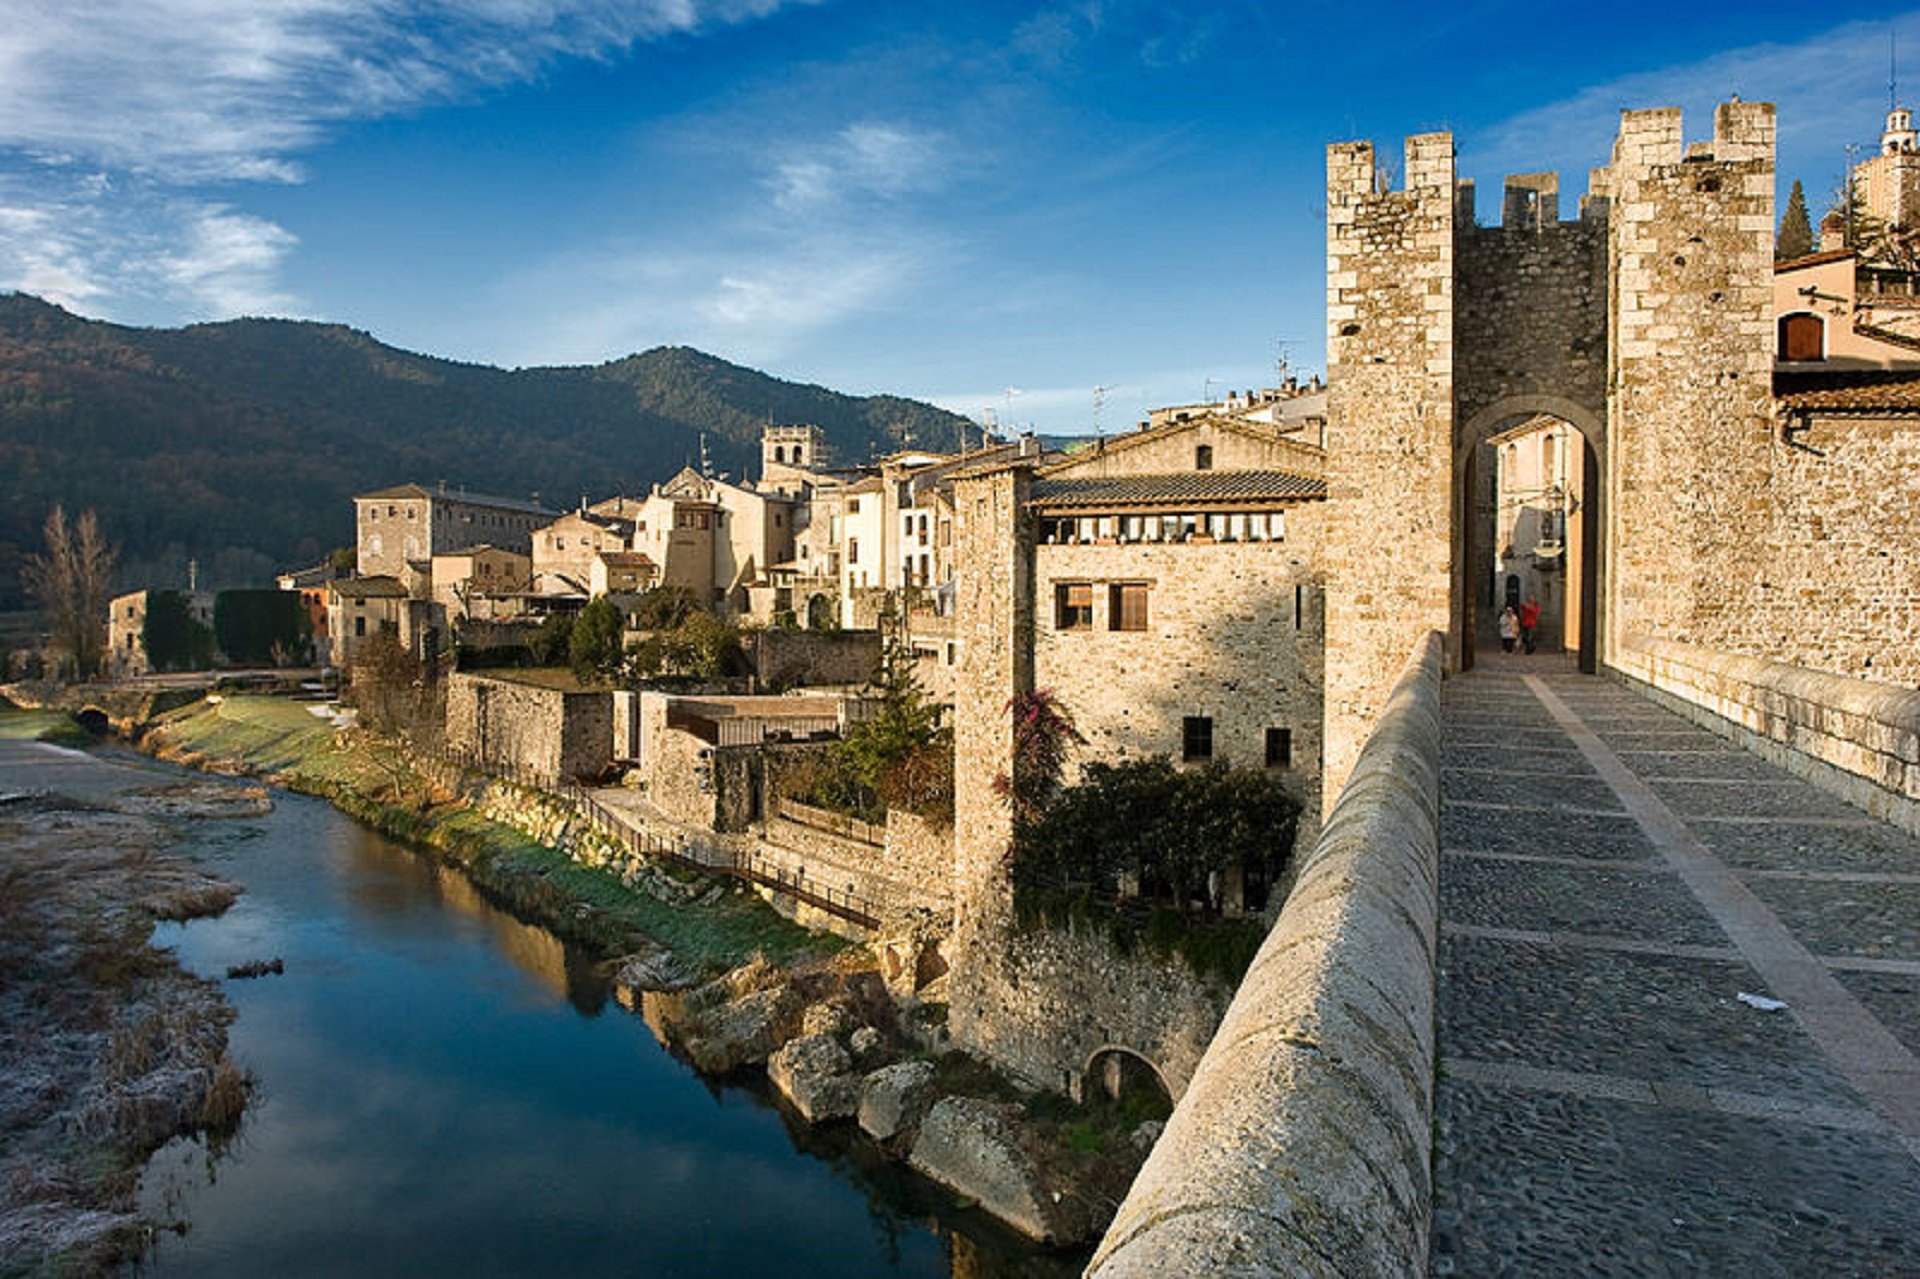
767, 1033, 859, 1122
612, 942, 694, 992
800, 1000, 853, 1039
848, 1025, 884, 1062
857, 1060, 938, 1144
1130, 1119, 1165, 1153
682, 985, 800, 1075
908, 1098, 1090, 1244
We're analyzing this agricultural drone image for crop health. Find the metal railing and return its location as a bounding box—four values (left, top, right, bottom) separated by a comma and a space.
438, 745, 886, 930
773, 795, 887, 847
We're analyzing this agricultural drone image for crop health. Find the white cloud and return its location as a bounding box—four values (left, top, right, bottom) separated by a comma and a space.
492, 228, 937, 368
158, 204, 300, 315
0, 0, 816, 320
769, 120, 947, 211
1468, 13, 1920, 190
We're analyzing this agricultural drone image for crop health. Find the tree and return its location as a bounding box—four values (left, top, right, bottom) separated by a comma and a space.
213, 589, 310, 666
1777, 179, 1814, 261
142, 590, 214, 671
528, 612, 574, 666
22, 506, 115, 679
569, 596, 627, 685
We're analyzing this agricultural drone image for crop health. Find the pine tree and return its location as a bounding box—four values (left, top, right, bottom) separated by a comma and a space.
1777, 179, 1814, 260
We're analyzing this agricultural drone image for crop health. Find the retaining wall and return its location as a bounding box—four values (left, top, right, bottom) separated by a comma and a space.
1612, 633, 1920, 838
1087, 630, 1444, 1278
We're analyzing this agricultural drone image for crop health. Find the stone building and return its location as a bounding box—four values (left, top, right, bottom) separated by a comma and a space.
325, 575, 426, 668
1486, 416, 1586, 652
1773, 248, 1920, 361
1854, 105, 1920, 237
353, 483, 555, 581
107, 588, 213, 678
431, 545, 532, 623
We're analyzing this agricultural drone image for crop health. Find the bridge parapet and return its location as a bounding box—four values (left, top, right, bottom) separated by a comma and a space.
1087, 631, 1444, 1278
1614, 635, 1920, 837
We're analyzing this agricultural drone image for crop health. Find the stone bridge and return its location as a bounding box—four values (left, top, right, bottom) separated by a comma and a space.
1088, 636, 1920, 1276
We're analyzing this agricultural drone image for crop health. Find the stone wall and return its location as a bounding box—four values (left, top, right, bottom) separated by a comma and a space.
1088, 630, 1443, 1279
942, 922, 1232, 1101
1031, 539, 1323, 820
1612, 634, 1920, 837
445, 672, 612, 782
753, 806, 953, 921
1321, 133, 1457, 801
1753, 411, 1920, 686
745, 628, 882, 690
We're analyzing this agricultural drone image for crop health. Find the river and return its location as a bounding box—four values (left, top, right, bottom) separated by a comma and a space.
1, 739, 1071, 1277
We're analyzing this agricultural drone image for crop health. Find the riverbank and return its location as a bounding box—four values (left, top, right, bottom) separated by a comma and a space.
0, 730, 262, 1277
120, 695, 1154, 1252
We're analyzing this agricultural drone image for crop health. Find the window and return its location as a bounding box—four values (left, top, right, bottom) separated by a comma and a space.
848, 537, 860, 564
1109, 582, 1149, 631
1182, 716, 1213, 762
1195, 444, 1214, 471
354, 616, 367, 637
1266, 728, 1293, 769
1055, 582, 1093, 631
848, 497, 861, 514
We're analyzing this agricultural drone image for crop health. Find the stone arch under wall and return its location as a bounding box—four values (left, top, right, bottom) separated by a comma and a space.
1454, 395, 1607, 673
1077, 1044, 1176, 1111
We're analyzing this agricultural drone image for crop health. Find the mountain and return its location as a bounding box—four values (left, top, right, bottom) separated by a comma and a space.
0, 294, 972, 607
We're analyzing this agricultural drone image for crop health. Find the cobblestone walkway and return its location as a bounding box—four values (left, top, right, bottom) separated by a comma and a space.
1430, 657, 1920, 1278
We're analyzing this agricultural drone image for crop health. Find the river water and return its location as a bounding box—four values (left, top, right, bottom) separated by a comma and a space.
0, 740, 1072, 1277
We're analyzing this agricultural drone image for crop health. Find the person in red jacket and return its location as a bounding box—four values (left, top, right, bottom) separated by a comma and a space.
1519, 596, 1542, 654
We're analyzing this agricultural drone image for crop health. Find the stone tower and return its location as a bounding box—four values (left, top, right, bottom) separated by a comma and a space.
1319, 133, 1459, 796
944, 464, 1033, 1051
760, 424, 829, 493
1603, 102, 1776, 652
1319, 101, 1777, 804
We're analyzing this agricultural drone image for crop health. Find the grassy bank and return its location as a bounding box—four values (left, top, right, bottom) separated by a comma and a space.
139, 696, 838, 975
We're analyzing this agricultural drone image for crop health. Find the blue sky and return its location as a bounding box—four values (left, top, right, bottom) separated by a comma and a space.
1, 2, 1915, 435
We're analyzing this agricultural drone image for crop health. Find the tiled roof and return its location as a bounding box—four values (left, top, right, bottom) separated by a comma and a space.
1850, 322, 1920, 354
1028, 470, 1326, 508
357, 483, 556, 515
1775, 369, 1920, 412
1773, 249, 1856, 273
598, 551, 656, 567
328, 575, 410, 599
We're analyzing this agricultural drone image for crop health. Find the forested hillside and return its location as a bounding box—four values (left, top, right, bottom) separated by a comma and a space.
0, 294, 970, 606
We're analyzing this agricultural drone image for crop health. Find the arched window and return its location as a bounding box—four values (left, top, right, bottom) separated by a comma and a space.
1778, 312, 1825, 362
774, 445, 786, 463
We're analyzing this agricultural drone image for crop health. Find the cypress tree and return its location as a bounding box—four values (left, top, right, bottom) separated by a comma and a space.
1777, 179, 1814, 260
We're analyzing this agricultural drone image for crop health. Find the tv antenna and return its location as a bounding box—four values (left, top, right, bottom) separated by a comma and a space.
1092, 384, 1111, 437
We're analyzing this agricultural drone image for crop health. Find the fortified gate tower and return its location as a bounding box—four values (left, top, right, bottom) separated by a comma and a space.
1320, 100, 1779, 795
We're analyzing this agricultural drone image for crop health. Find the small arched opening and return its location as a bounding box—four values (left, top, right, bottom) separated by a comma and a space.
1078, 1046, 1175, 1120
75, 707, 110, 736
805, 593, 834, 631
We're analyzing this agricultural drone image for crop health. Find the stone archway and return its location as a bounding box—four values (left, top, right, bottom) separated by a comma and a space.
1455, 395, 1607, 674
1080, 1045, 1175, 1116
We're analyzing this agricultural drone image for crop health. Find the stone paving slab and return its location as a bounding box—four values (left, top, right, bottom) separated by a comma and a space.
1431, 1082, 1920, 1279
1739, 879, 1920, 961
1442, 806, 1658, 862
1439, 935, 1861, 1108
1443, 769, 1629, 811
1445, 743, 1597, 775
1693, 821, 1920, 875
1834, 970, 1920, 1058
1646, 777, 1869, 822
1615, 748, 1786, 781
1441, 856, 1726, 946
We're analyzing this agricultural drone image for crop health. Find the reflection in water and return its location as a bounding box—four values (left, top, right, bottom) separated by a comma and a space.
119, 777, 1084, 1278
